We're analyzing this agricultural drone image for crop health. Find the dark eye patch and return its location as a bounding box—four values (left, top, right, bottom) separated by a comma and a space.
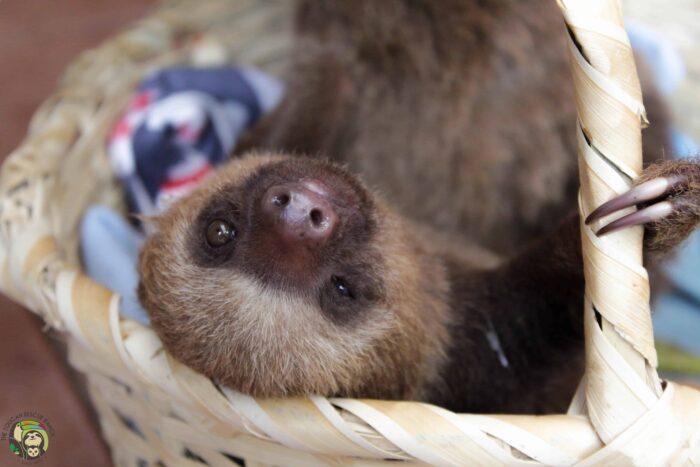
319, 265, 382, 326
189, 190, 243, 267
331, 275, 354, 299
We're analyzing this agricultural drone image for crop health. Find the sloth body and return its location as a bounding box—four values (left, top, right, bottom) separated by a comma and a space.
238, 0, 669, 254
138, 0, 699, 414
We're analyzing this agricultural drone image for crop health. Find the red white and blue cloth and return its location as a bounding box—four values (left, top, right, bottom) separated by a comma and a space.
108, 66, 282, 214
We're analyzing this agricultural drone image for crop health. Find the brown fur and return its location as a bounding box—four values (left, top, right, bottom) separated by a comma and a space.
238, 0, 670, 255
638, 159, 700, 253
138, 0, 696, 414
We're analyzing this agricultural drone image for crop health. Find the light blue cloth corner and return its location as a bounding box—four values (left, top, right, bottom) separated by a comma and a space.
626, 19, 686, 97
654, 229, 700, 355
671, 128, 700, 158
653, 292, 700, 356
80, 205, 150, 324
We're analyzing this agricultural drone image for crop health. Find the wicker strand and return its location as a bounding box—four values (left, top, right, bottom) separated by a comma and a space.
557, 0, 663, 442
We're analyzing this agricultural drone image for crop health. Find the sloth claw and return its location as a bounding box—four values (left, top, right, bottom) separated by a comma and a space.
586, 159, 700, 253
585, 176, 685, 226
595, 201, 674, 236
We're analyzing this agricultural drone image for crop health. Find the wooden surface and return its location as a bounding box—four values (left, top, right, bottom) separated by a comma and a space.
0, 2, 155, 466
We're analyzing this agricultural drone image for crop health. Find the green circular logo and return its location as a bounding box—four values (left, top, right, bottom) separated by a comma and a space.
8, 419, 50, 461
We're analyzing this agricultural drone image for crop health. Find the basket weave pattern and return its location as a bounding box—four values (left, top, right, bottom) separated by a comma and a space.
1, 0, 699, 465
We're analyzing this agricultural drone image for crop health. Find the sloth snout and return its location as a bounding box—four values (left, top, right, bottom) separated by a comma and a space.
260, 180, 338, 246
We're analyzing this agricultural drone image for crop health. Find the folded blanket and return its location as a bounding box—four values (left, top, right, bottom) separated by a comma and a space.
81, 205, 146, 323
109, 66, 282, 215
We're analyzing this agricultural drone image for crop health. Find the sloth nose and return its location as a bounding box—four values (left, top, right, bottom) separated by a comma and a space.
260, 181, 338, 246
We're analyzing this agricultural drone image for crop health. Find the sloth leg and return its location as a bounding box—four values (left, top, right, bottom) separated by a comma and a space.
441, 160, 700, 413
437, 215, 585, 413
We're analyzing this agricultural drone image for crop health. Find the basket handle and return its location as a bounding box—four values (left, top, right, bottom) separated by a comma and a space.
557, 0, 663, 442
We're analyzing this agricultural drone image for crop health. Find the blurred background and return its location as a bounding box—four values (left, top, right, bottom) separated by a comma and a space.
624, 0, 700, 385
0, 1, 698, 466
625, 0, 700, 144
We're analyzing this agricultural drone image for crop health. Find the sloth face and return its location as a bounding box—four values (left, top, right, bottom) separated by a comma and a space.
139, 153, 451, 399
26, 446, 40, 458
23, 431, 42, 447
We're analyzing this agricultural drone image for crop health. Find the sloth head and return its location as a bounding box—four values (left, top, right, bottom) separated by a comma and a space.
138, 153, 452, 399
22, 431, 43, 449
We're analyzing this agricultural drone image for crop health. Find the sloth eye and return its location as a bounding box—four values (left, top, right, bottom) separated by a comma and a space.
331, 275, 354, 299
205, 219, 236, 247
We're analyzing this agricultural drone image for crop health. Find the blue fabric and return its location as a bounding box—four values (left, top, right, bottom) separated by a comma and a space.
654, 228, 700, 355
109, 65, 283, 215
80, 205, 148, 324
653, 288, 700, 355
141, 66, 264, 121
671, 127, 700, 157
626, 20, 686, 97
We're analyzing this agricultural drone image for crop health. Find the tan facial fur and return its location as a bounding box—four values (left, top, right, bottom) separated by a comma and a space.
139, 153, 452, 400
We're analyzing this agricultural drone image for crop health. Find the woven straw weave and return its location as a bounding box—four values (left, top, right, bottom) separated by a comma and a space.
1, 0, 699, 465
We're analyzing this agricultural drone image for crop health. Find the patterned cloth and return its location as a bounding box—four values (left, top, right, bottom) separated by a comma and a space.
82, 65, 282, 323
108, 66, 282, 215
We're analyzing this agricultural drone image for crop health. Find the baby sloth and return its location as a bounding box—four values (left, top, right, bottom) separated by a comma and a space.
139, 153, 700, 414
139, 0, 693, 414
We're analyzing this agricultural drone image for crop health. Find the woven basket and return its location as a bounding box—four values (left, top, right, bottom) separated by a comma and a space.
2, 0, 699, 465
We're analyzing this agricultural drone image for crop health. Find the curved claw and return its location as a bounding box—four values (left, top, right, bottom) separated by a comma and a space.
596, 201, 674, 236
585, 175, 685, 225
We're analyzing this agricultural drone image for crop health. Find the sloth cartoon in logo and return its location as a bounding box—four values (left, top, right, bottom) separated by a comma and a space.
9, 420, 49, 461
